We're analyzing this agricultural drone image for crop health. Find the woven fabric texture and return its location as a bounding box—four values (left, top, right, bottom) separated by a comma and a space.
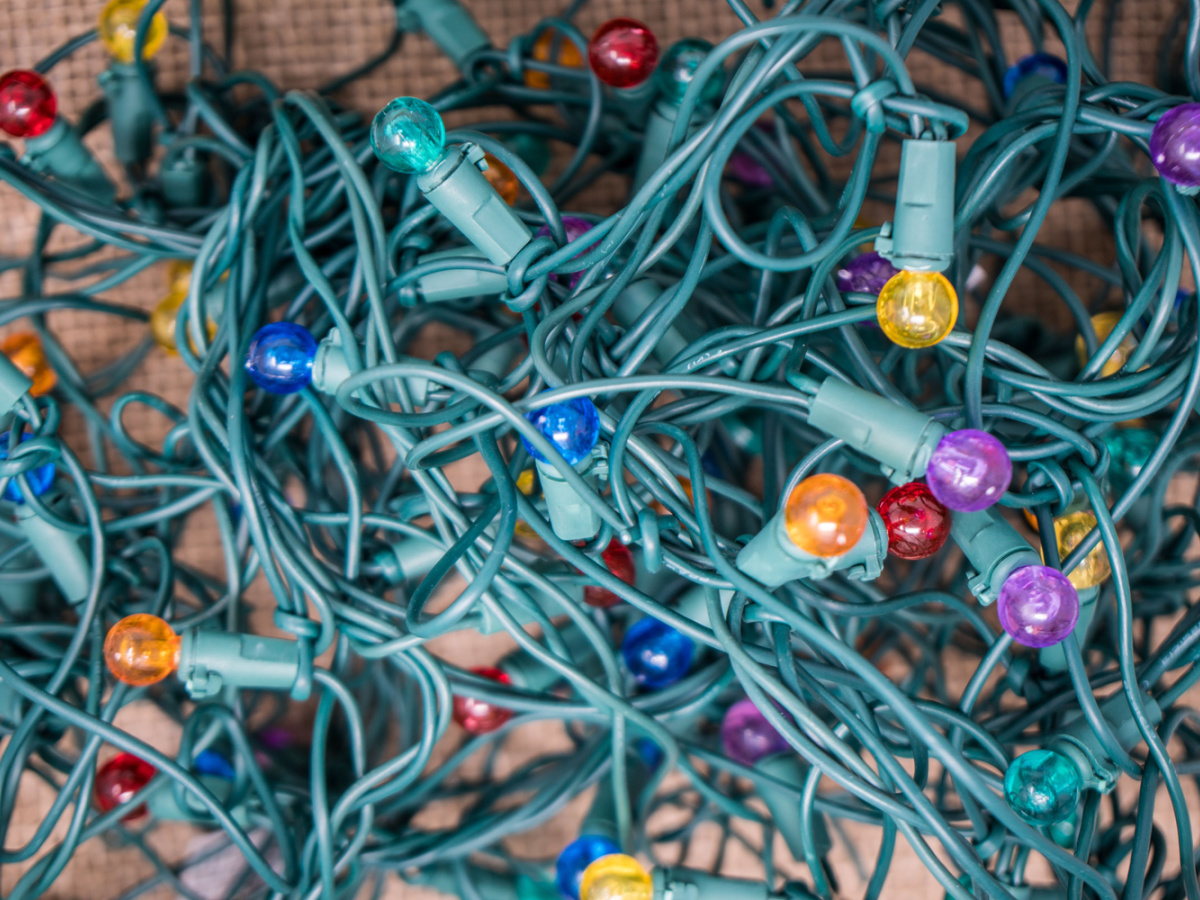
0, 0, 1182, 898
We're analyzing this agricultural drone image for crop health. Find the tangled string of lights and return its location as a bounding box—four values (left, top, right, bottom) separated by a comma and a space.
0, 0, 1198, 899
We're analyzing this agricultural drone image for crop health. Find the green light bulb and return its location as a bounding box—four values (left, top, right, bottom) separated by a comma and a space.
654, 38, 724, 105
371, 97, 447, 175
1003, 749, 1081, 825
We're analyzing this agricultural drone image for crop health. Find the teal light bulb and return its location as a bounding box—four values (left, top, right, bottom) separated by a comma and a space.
1103, 427, 1157, 493
1003, 749, 1081, 825
371, 97, 447, 175
654, 38, 723, 105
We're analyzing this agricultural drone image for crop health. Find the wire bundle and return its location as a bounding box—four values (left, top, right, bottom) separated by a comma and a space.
0, 1, 1198, 900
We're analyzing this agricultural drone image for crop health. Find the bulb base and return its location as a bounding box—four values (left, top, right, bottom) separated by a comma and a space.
23, 117, 116, 204
178, 629, 303, 700
397, 0, 491, 71
534, 447, 605, 542
99, 61, 157, 166
804, 377, 947, 484
735, 507, 886, 589
415, 247, 509, 303
15, 498, 90, 605
948, 507, 1040, 606
416, 143, 533, 266
873, 138, 956, 272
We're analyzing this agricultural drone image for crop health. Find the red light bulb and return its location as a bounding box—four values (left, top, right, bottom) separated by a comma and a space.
94, 752, 157, 821
452, 666, 514, 734
583, 538, 636, 608
0, 70, 57, 139
876, 482, 951, 561
587, 18, 659, 89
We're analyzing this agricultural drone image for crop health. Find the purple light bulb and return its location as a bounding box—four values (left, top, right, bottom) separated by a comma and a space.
998, 565, 1079, 648
1150, 104, 1200, 189
535, 216, 597, 290
727, 151, 773, 189
720, 698, 790, 766
836, 252, 899, 295
925, 429, 1013, 512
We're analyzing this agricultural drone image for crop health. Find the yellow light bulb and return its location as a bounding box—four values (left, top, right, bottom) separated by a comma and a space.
0, 331, 56, 397
1075, 311, 1137, 378
876, 270, 958, 349
1047, 511, 1111, 589
99, 0, 168, 64
783, 473, 868, 557
103, 614, 181, 686
483, 154, 520, 206
151, 262, 217, 353
526, 29, 584, 89
579, 855, 652, 900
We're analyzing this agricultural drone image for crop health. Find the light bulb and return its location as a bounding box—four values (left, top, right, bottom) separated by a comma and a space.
0, 432, 55, 503
535, 216, 597, 289
1046, 511, 1111, 589
483, 153, 519, 205
452, 666, 514, 734
1075, 311, 1136, 377
244, 322, 317, 394
527, 29, 584, 90
583, 538, 636, 608
836, 251, 899, 295
370, 97, 446, 175
103, 613, 181, 686
0, 70, 57, 139
579, 854, 652, 900
925, 429, 1012, 512
556, 835, 621, 900
876, 270, 958, 348
620, 617, 694, 689
587, 19, 659, 89
1004, 749, 1082, 825
193, 749, 236, 779
1151, 103, 1200, 189
876, 482, 951, 560
654, 38, 723, 105
94, 752, 156, 820
997, 565, 1080, 648
521, 396, 600, 466
720, 697, 789, 766
150, 280, 216, 354
783, 473, 869, 557
98, 0, 168, 64
1002, 52, 1067, 99
0, 331, 56, 396
1104, 427, 1157, 494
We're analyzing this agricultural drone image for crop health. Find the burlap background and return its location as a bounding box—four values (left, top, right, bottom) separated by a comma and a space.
0, 1, 1191, 898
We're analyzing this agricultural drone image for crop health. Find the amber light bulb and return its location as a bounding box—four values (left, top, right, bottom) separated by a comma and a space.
103, 614, 181, 686
483, 153, 519, 206
0, 331, 56, 396
783, 473, 869, 557
526, 29, 584, 90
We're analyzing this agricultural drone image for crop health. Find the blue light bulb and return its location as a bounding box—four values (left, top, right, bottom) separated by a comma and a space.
0, 432, 54, 503
1002, 52, 1067, 99
1003, 749, 1081, 825
371, 97, 447, 175
555, 834, 621, 900
245, 322, 317, 395
621, 617, 694, 689
193, 749, 236, 780
654, 38, 724, 105
521, 397, 600, 466
635, 738, 664, 772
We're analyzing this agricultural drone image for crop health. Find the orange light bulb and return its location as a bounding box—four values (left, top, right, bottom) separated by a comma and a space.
103, 614, 181, 686
784, 473, 869, 557
0, 331, 56, 396
526, 29, 584, 89
483, 153, 520, 205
